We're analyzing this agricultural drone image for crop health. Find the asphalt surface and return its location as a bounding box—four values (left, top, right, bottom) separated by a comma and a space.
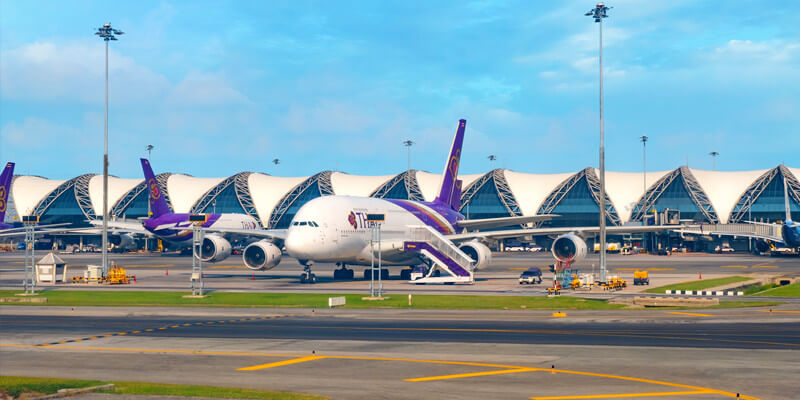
2, 307, 799, 400
3, 313, 800, 350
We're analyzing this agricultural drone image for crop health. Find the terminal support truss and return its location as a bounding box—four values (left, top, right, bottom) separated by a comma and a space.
268, 171, 334, 228
729, 165, 800, 223
370, 170, 425, 201
190, 172, 262, 227
459, 169, 522, 220
630, 166, 718, 223
32, 174, 98, 221
537, 167, 621, 226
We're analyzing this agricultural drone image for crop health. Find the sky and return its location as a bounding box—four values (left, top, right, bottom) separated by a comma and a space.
1, 1, 799, 180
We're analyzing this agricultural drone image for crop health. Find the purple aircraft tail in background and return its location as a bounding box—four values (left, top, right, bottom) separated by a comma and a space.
140, 158, 171, 218
0, 162, 15, 223
434, 119, 466, 211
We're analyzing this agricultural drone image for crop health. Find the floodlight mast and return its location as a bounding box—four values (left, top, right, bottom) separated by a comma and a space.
403, 140, 414, 172
585, 2, 611, 282
95, 23, 123, 275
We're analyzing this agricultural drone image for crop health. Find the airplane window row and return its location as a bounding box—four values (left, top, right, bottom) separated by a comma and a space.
291, 221, 319, 227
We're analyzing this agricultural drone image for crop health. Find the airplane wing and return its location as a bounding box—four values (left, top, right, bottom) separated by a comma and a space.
447, 225, 680, 242
0, 224, 113, 238
200, 227, 288, 241
88, 219, 150, 235
458, 215, 557, 231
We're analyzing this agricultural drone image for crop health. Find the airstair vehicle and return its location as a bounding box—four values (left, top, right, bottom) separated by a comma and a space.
403, 226, 475, 284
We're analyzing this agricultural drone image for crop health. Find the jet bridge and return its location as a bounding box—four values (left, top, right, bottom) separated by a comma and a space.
403, 226, 475, 284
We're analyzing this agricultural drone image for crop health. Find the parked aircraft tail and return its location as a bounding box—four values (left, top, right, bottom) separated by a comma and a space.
435, 119, 466, 210
140, 158, 171, 218
0, 162, 14, 221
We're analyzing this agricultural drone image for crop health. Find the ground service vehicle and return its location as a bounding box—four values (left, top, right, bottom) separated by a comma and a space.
633, 270, 649, 285
519, 268, 543, 284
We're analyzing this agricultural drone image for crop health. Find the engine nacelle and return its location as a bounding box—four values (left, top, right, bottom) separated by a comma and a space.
242, 240, 282, 271
200, 234, 231, 262
109, 233, 135, 250
459, 240, 492, 271
551, 233, 587, 263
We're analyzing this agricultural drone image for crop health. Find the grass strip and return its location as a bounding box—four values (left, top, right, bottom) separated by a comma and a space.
747, 281, 800, 297
0, 290, 625, 310
0, 376, 325, 399
644, 276, 751, 294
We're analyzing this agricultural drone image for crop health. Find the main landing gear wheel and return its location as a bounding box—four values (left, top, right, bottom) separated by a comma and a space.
333, 263, 354, 280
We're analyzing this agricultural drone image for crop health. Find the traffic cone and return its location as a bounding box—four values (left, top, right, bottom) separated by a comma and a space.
166, 269, 168, 276
252, 273, 255, 280
699, 272, 702, 279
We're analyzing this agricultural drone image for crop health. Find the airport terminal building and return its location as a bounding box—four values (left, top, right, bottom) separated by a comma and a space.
6, 164, 800, 251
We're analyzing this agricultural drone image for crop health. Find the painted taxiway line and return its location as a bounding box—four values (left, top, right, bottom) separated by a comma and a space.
0, 343, 759, 399
529, 390, 711, 399
237, 355, 325, 371
666, 311, 713, 317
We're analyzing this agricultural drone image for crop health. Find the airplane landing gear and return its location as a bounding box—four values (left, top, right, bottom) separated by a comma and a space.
299, 261, 316, 284
333, 263, 354, 280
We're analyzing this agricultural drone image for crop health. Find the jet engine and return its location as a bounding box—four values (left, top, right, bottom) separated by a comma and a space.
459, 240, 492, 270
109, 233, 135, 251
200, 234, 232, 262
551, 233, 587, 263
242, 240, 282, 271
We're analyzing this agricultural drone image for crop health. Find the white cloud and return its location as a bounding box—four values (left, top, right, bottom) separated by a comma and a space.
166, 72, 250, 107
708, 39, 800, 64
283, 100, 376, 134
0, 41, 169, 104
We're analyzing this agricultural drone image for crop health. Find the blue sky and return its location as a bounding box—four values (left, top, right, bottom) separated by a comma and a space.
1, 1, 798, 179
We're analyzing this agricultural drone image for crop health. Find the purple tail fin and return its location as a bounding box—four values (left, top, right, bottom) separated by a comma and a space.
140, 158, 170, 218
450, 180, 462, 210
434, 119, 466, 210
0, 162, 14, 222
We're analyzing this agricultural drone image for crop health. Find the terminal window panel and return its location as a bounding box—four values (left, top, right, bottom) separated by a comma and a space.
201, 185, 247, 214
747, 173, 800, 222
379, 181, 410, 200
649, 174, 709, 222
117, 190, 150, 219
38, 186, 90, 227
273, 184, 322, 229
540, 176, 614, 228
461, 180, 512, 220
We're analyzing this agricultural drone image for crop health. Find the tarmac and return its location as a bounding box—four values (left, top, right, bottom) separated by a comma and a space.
2, 306, 799, 399
2, 251, 799, 399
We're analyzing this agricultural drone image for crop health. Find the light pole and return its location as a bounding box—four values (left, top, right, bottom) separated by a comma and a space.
709, 151, 719, 170
272, 158, 280, 174
640, 135, 648, 194
95, 23, 123, 274
586, 2, 611, 282
403, 140, 414, 171
146, 144, 154, 160
488, 154, 497, 170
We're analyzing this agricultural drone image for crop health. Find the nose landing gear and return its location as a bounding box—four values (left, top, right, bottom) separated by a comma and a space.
299, 260, 316, 284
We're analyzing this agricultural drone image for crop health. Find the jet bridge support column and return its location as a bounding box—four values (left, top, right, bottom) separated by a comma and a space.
22, 216, 38, 294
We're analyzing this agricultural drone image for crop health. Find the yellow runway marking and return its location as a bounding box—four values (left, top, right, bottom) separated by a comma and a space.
721, 265, 748, 268
211, 265, 248, 269
616, 268, 675, 271
0, 344, 759, 399
237, 355, 324, 371
530, 390, 711, 399
144, 329, 153, 332
647, 268, 674, 271
407, 368, 534, 382
761, 310, 800, 314
667, 312, 713, 317
182, 323, 192, 326
120, 265, 174, 268
509, 267, 529, 270
755, 265, 778, 268
89, 337, 98, 340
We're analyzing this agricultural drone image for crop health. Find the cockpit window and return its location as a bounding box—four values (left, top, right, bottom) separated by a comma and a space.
299, 221, 307, 226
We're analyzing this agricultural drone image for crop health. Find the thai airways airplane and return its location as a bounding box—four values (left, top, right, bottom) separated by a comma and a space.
229, 119, 677, 283
0, 162, 73, 237
91, 159, 276, 260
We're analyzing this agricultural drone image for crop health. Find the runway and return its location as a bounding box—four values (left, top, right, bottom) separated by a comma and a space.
2, 307, 799, 399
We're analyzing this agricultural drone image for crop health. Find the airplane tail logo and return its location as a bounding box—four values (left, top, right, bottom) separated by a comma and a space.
140, 158, 170, 218
434, 119, 466, 210
0, 162, 15, 220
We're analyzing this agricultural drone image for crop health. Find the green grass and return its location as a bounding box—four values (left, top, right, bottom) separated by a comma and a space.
644, 276, 752, 294
747, 281, 800, 297
0, 289, 625, 310
0, 376, 325, 399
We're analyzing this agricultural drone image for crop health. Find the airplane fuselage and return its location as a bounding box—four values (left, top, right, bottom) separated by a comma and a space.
783, 221, 800, 248
143, 213, 258, 243
284, 196, 465, 265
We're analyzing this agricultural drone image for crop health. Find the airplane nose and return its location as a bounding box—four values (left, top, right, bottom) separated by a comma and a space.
284, 230, 307, 259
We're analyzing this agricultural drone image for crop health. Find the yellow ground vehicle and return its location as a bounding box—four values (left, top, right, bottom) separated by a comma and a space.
605, 276, 627, 290
633, 270, 649, 285
106, 266, 131, 284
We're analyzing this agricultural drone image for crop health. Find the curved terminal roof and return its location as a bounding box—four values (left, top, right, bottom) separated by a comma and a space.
9, 165, 800, 226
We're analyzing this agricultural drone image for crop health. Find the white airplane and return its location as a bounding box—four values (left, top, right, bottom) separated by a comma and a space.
218, 119, 676, 283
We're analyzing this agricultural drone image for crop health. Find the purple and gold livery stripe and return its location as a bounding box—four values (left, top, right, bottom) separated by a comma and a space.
386, 199, 454, 235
